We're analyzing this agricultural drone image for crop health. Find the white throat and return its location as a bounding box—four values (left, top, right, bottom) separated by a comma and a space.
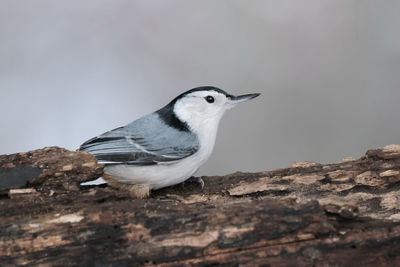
173, 103, 225, 162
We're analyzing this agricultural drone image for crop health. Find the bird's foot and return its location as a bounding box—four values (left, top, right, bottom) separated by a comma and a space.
196, 177, 205, 189
187, 176, 205, 190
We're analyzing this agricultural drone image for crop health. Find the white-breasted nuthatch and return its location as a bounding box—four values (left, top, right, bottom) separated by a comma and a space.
80, 86, 259, 197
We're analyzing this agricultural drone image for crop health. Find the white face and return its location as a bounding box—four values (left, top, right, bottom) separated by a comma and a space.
172, 89, 259, 158
173, 91, 230, 129
173, 89, 259, 134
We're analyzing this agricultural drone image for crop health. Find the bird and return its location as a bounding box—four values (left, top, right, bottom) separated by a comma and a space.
79, 86, 260, 198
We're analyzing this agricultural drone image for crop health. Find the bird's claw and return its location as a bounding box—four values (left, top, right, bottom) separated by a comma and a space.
195, 177, 205, 190
185, 176, 205, 190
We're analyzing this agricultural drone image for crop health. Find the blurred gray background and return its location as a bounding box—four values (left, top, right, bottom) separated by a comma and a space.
1, 1, 400, 176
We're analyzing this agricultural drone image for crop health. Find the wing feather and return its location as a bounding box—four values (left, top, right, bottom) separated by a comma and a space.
79, 113, 199, 165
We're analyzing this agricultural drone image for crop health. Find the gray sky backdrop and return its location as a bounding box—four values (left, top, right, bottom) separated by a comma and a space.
1, 1, 400, 176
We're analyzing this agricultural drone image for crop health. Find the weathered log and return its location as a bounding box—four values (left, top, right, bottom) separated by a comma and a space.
0, 145, 400, 266
0, 147, 103, 194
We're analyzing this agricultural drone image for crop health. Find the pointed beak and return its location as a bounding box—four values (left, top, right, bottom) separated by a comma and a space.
227, 93, 260, 107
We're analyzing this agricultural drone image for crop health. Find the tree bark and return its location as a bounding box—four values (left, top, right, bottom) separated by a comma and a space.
1, 145, 400, 266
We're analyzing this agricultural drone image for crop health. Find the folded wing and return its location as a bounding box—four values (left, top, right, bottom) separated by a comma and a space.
79, 113, 199, 165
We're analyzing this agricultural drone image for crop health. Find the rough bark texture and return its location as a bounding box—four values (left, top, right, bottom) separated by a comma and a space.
1, 145, 400, 266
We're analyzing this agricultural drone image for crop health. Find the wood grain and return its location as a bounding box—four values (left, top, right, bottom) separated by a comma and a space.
1, 145, 400, 266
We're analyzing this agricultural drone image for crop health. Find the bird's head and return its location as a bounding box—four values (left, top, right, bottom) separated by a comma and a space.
163, 86, 260, 133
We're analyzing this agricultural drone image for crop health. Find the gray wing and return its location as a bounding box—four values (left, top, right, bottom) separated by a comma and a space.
79, 113, 199, 165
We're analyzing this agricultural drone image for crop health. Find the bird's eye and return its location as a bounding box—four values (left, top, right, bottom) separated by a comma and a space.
205, 96, 215, 103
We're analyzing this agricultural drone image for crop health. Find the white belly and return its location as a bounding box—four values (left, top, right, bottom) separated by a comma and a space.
104, 149, 210, 190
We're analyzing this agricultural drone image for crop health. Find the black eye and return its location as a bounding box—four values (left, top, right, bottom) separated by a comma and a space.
205, 95, 215, 103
